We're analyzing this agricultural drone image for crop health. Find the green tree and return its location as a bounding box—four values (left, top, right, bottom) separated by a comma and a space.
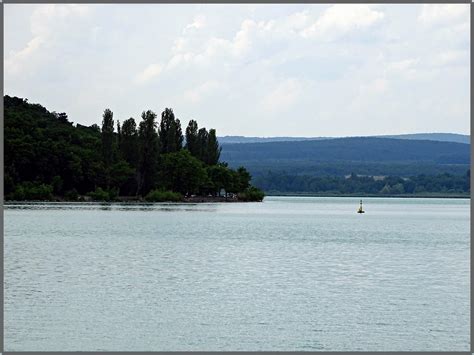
138, 110, 160, 195
235, 166, 251, 191
110, 160, 135, 193
207, 164, 233, 196
158, 150, 208, 195
185, 119, 199, 157
120, 118, 139, 168
101, 108, 115, 168
197, 127, 209, 163
206, 128, 221, 165
116, 120, 122, 148
159, 108, 183, 154
101, 108, 115, 188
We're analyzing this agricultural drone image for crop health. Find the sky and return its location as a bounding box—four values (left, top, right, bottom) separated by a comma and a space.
4, 4, 470, 137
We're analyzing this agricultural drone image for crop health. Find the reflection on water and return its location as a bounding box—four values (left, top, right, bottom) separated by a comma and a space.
5, 202, 218, 213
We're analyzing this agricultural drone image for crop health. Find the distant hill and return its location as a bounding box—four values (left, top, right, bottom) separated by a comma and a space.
220, 137, 470, 178
221, 137, 469, 163
219, 133, 469, 145
378, 133, 470, 145
218, 136, 326, 144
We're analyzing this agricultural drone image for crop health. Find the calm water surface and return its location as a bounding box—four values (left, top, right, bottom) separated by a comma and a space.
5, 197, 470, 351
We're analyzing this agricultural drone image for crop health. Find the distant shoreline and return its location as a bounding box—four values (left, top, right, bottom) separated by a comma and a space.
265, 192, 470, 199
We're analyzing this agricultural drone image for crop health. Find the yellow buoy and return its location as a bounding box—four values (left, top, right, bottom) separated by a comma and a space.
357, 200, 365, 214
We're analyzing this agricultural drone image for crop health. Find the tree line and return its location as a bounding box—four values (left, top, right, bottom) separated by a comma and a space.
4, 95, 264, 202
253, 171, 470, 196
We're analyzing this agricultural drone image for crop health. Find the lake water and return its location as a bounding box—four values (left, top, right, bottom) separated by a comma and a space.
4, 197, 470, 351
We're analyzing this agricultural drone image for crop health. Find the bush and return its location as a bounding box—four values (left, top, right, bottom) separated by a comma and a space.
87, 187, 110, 201
64, 189, 79, 201
108, 187, 119, 201
10, 182, 53, 201
237, 186, 265, 202
145, 189, 183, 202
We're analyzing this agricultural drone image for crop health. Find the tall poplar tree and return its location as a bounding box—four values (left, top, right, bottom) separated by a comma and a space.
138, 110, 159, 195
101, 109, 115, 188
101, 109, 115, 168
159, 108, 183, 154
120, 118, 139, 168
207, 129, 221, 165
185, 119, 199, 157
197, 127, 209, 163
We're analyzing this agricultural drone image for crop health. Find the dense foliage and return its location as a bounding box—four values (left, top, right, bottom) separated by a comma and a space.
236, 160, 470, 179
4, 96, 264, 202
253, 171, 470, 196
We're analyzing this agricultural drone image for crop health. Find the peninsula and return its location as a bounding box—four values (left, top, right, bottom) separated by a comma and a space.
4, 96, 264, 202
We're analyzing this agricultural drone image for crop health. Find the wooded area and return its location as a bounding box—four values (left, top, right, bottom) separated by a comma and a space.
4, 96, 264, 202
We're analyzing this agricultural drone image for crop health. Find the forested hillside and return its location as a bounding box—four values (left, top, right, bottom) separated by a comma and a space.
219, 132, 470, 196
221, 137, 469, 163
4, 96, 263, 201
220, 137, 470, 179
253, 171, 470, 196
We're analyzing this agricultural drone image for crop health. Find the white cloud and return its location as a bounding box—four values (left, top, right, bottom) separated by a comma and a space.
261, 78, 302, 113
30, 4, 89, 36
301, 5, 385, 40
184, 80, 221, 103
283, 10, 311, 33
5, 36, 44, 74
418, 4, 469, 26
5, 4, 90, 76
5, 4, 470, 136
387, 58, 419, 72
135, 63, 164, 84
140, 6, 385, 83
183, 14, 206, 33
154, 18, 263, 74
362, 78, 388, 95
430, 50, 468, 67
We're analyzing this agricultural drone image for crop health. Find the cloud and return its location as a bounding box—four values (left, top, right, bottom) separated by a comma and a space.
138, 5, 386, 84
183, 14, 206, 33
30, 4, 89, 36
135, 63, 164, 84
261, 78, 302, 113
149, 18, 264, 75
361, 78, 388, 95
418, 4, 469, 26
5, 4, 90, 76
301, 5, 385, 40
5, 4, 470, 136
430, 50, 469, 67
5, 36, 44, 74
386, 58, 419, 78
184, 80, 221, 103
387, 58, 418, 72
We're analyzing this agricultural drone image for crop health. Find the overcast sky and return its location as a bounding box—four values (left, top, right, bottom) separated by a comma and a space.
4, 4, 470, 137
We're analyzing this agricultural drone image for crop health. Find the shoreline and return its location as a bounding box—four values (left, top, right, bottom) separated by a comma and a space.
3, 193, 470, 204
266, 192, 470, 199
3, 196, 259, 204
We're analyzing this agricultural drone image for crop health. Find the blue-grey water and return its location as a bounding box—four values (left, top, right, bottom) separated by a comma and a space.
4, 197, 470, 351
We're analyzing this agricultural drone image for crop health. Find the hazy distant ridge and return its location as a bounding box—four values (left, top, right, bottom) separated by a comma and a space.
220, 136, 470, 179
221, 137, 469, 163
219, 133, 470, 145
